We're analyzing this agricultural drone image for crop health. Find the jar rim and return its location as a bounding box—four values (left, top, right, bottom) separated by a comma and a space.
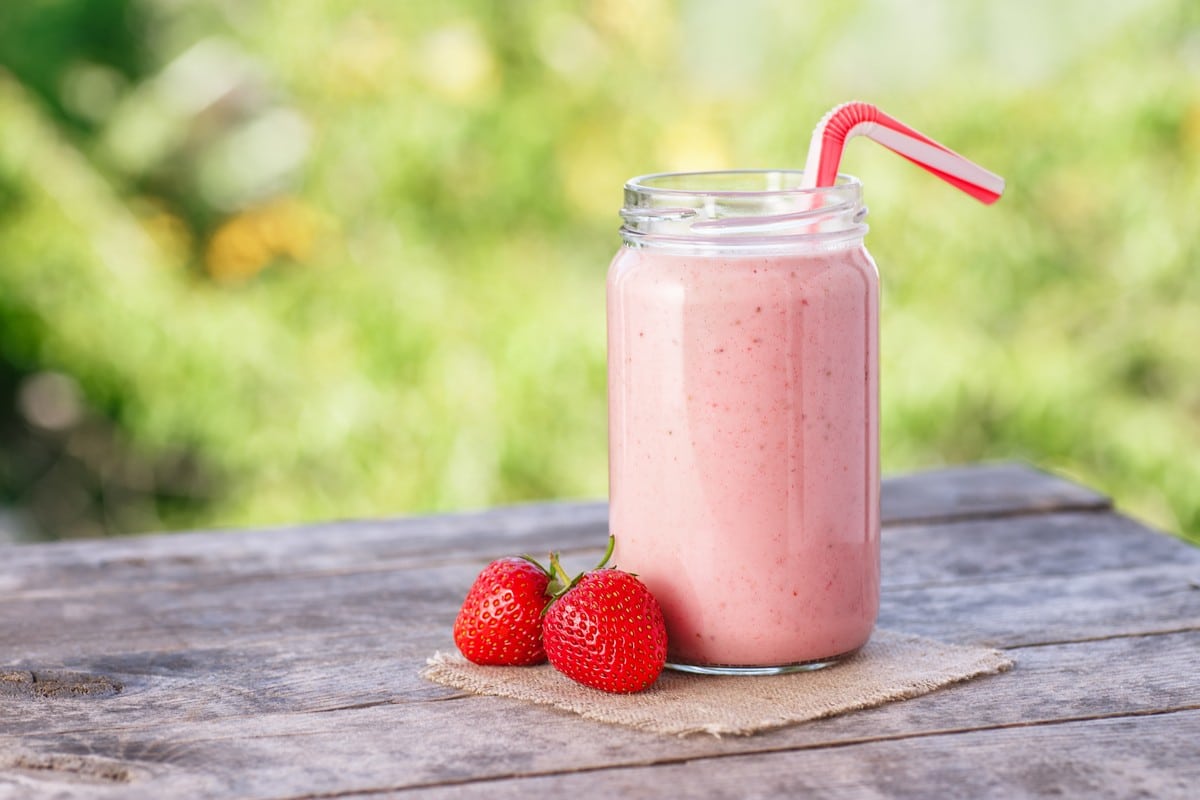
625, 169, 862, 198
620, 170, 867, 250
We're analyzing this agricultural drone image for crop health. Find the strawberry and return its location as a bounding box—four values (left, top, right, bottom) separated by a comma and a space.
454, 556, 551, 666
542, 536, 668, 694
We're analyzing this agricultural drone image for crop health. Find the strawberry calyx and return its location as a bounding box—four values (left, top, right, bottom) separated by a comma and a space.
544, 534, 616, 608
517, 553, 553, 578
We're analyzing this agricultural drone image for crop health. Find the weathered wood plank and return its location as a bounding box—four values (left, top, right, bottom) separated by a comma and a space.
0, 463, 1110, 601
879, 462, 1109, 524
2, 632, 1198, 799
0, 501, 609, 599
879, 562, 1200, 648
402, 711, 1200, 799
5, 554, 1199, 690
1, 503, 1181, 609
880, 509, 1196, 589
2, 511, 1194, 662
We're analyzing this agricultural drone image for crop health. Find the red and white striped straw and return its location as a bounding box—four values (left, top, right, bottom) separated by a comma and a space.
802, 101, 1005, 204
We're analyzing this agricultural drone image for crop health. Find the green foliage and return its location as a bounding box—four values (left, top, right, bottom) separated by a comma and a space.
0, 0, 1197, 542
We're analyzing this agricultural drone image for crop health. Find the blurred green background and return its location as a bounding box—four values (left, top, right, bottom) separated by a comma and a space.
1, 0, 1197, 544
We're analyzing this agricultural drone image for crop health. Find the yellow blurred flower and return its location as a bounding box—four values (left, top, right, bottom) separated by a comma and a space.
415, 23, 498, 104
589, 0, 674, 52
205, 198, 320, 283
328, 14, 404, 97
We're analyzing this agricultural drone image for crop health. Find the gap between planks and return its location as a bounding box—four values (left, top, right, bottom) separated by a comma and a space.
994, 624, 1200, 650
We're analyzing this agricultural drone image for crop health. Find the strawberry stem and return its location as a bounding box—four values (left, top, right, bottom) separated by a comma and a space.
548, 551, 572, 592
543, 535, 617, 608
594, 534, 615, 571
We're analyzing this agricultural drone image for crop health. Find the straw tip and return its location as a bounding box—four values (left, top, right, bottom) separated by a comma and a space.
978, 178, 1006, 205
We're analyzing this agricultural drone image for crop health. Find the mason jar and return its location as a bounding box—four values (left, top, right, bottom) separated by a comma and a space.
608, 170, 880, 673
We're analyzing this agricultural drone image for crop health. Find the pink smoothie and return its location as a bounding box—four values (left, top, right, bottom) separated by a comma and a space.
608, 242, 880, 667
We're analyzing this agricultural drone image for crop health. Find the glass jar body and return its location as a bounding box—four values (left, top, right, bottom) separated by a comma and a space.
607, 171, 880, 672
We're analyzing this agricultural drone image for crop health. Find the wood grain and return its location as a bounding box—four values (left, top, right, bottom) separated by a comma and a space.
1, 464, 1195, 799
2, 506, 1192, 657
406, 711, 1200, 800
0, 463, 1111, 601
2, 632, 1197, 799
878, 462, 1110, 524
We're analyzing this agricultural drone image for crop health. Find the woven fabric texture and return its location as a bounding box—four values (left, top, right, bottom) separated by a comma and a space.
422, 629, 1014, 737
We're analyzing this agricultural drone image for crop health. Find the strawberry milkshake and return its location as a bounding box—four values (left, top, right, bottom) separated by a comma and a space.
608, 171, 880, 671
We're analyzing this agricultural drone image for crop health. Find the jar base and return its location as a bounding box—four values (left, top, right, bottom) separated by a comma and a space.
664, 646, 861, 676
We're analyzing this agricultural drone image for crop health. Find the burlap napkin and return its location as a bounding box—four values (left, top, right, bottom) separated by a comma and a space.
422, 629, 1012, 737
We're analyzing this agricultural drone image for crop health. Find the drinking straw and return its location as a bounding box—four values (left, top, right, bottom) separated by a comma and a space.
801, 101, 1005, 204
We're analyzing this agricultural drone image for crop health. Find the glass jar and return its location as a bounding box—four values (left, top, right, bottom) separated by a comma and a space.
608, 170, 880, 674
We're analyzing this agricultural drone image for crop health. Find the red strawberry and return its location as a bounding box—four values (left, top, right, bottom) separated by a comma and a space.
454, 556, 551, 666
542, 536, 668, 694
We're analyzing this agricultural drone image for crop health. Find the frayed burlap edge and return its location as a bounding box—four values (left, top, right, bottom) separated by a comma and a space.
421, 629, 1013, 737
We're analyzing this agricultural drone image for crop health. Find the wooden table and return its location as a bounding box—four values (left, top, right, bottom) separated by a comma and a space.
2, 463, 1198, 798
